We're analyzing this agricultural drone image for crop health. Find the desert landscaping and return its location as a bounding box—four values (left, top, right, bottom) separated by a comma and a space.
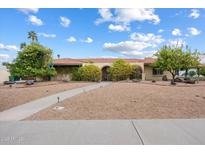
0, 81, 93, 112
26, 81, 205, 120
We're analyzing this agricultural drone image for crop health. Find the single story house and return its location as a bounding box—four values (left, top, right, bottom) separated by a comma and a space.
52, 58, 172, 81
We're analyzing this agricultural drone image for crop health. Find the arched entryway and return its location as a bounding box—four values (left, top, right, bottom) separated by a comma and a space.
102, 66, 111, 81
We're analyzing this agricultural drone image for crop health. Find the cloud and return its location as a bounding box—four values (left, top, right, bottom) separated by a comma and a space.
168, 38, 186, 47
0, 54, 10, 59
115, 8, 160, 24
108, 24, 130, 32
158, 29, 164, 33
130, 33, 164, 47
120, 50, 157, 57
0, 43, 18, 51
38, 33, 56, 38
17, 8, 39, 14
103, 32, 164, 57
95, 8, 113, 24
82, 37, 93, 43
28, 15, 43, 26
187, 27, 201, 35
104, 41, 151, 52
103, 41, 156, 57
60, 16, 71, 27
100, 56, 120, 58
66, 36, 77, 43
189, 9, 200, 19
172, 28, 182, 36
96, 8, 160, 25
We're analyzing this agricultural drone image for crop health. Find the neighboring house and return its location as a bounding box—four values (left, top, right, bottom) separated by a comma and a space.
52, 58, 173, 81
0, 66, 10, 84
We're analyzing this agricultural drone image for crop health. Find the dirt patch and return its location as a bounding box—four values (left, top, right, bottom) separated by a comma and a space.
27, 81, 205, 120
0, 81, 94, 112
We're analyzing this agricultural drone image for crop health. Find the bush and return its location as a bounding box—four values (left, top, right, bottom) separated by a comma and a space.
71, 68, 82, 81
188, 70, 196, 77
72, 65, 102, 82
109, 59, 132, 81
130, 65, 142, 80
199, 67, 205, 76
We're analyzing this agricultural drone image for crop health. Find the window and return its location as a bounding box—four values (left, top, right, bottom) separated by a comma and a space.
153, 68, 163, 75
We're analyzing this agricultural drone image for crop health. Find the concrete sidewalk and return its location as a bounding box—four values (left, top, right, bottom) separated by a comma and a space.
0, 119, 205, 145
0, 82, 111, 121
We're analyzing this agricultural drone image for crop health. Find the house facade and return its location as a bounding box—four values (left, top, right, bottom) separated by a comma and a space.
52, 58, 173, 81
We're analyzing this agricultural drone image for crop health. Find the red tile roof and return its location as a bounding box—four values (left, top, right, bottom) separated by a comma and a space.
53, 58, 156, 66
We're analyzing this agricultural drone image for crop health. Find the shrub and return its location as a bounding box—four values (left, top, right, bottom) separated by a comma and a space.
130, 65, 142, 79
72, 65, 102, 82
109, 59, 132, 81
188, 70, 196, 77
199, 67, 205, 77
71, 68, 82, 81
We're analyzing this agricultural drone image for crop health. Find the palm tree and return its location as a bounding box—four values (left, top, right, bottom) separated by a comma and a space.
28, 31, 38, 43
20, 42, 26, 50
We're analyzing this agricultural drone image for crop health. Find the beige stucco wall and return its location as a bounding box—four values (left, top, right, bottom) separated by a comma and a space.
0, 68, 10, 84
52, 73, 71, 81
144, 65, 172, 81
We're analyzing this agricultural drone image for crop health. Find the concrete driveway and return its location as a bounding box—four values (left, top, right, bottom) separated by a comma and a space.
0, 119, 205, 145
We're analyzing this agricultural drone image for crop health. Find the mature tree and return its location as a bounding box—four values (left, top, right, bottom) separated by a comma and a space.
28, 31, 38, 43
20, 42, 27, 50
154, 45, 200, 81
109, 59, 132, 81
6, 43, 56, 80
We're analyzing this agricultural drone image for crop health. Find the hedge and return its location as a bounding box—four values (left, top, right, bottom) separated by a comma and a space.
72, 65, 102, 82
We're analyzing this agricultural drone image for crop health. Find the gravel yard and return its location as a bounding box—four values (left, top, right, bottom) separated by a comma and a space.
0, 81, 94, 112
27, 81, 205, 120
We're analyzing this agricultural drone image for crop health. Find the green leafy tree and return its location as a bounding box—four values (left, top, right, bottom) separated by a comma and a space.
28, 31, 38, 43
109, 59, 132, 81
6, 43, 56, 80
154, 45, 200, 80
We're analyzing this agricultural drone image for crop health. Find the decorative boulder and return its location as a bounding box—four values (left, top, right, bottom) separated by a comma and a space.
26, 80, 34, 85
162, 75, 168, 81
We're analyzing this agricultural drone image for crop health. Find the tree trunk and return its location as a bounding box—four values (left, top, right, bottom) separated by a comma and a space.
185, 69, 188, 78
197, 67, 199, 84
170, 72, 176, 85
